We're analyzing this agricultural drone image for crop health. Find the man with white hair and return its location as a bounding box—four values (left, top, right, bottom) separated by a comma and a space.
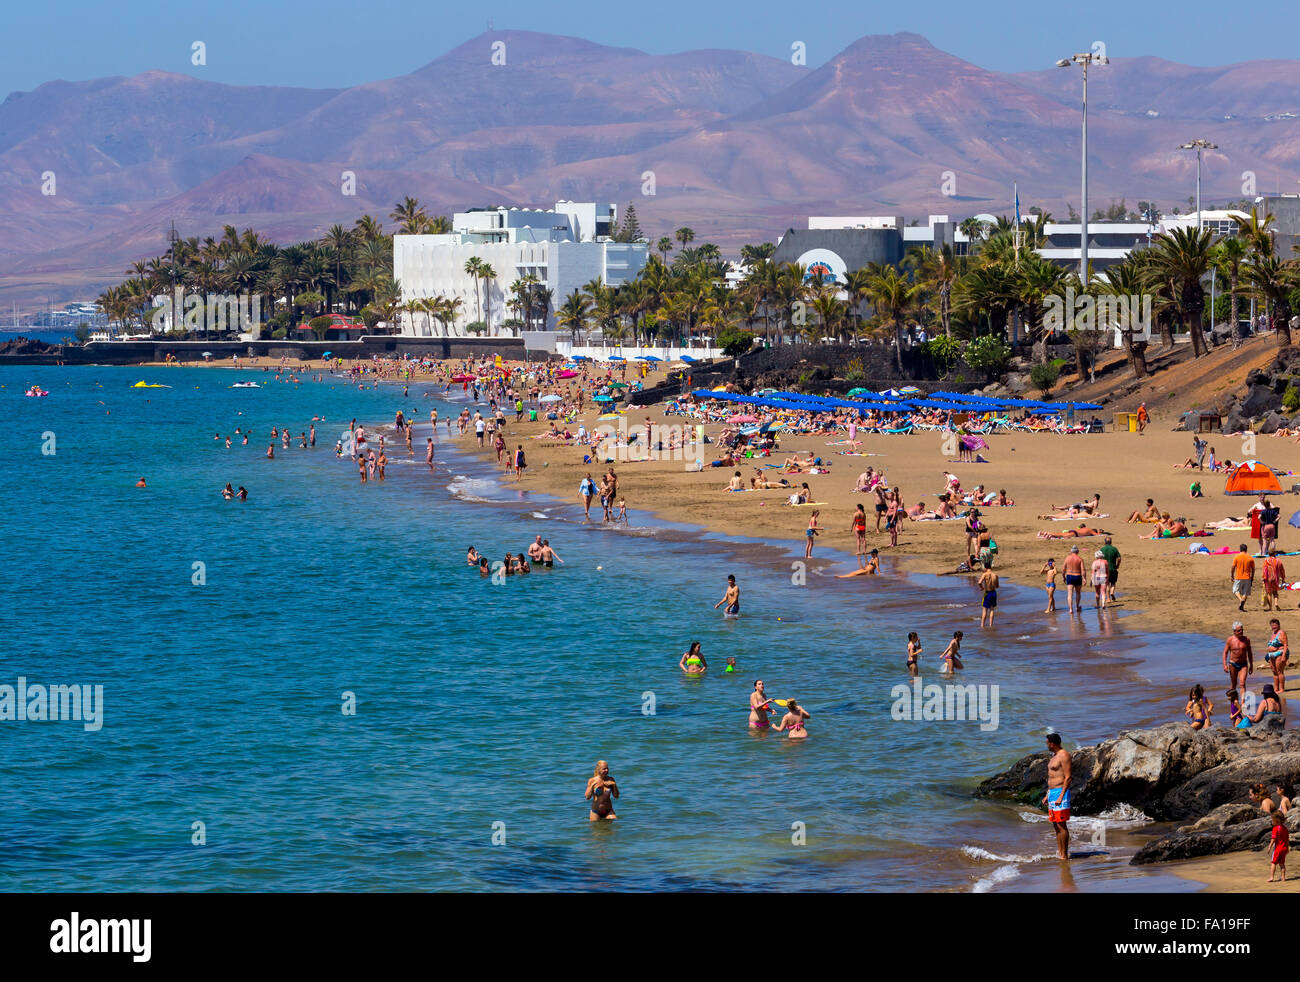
1222, 621, 1254, 695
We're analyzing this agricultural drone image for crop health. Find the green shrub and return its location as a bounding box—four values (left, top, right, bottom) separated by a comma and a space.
1284, 383, 1300, 412
271, 327, 287, 340
964, 335, 1014, 380
1030, 361, 1061, 397
717, 328, 757, 357
465, 321, 488, 336
922, 335, 962, 374
308, 315, 333, 340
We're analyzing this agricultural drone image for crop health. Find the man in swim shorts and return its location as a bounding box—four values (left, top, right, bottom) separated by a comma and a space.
1223, 621, 1254, 694
1043, 732, 1072, 860
977, 567, 999, 627
714, 574, 740, 616
1062, 545, 1084, 614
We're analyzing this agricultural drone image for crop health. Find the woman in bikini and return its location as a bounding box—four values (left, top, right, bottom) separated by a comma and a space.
805, 510, 820, 558
773, 699, 810, 739
907, 632, 922, 677
679, 642, 707, 676
749, 680, 773, 730
940, 632, 964, 674
851, 504, 868, 568
1266, 618, 1290, 697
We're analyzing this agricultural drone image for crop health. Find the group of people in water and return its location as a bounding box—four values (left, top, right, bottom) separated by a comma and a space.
467, 536, 563, 578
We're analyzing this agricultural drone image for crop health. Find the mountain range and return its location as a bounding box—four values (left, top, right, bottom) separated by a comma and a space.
2, 29, 1299, 309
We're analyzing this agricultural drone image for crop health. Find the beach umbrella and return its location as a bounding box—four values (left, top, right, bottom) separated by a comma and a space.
680, 355, 697, 362
636, 354, 662, 361
884, 388, 902, 398
1289, 511, 1300, 530
571, 355, 589, 361
847, 387, 874, 397
899, 385, 922, 395
608, 355, 625, 362
539, 394, 562, 403
593, 394, 615, 402
608, 381, 628, 388
322, 351, 332, 359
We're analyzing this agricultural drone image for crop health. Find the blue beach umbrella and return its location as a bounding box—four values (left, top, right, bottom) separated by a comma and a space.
680, 355, 697, 362
593, 394, 615, 402
608, 355, 625, 362
322, 351, 332, 358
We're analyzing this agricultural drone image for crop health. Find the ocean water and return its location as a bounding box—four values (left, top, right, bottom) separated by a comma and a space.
0, 366, 1199, 892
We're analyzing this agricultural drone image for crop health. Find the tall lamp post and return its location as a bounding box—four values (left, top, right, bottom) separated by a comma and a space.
1177, 139, 1218, 230
1057, 51, 1109, 281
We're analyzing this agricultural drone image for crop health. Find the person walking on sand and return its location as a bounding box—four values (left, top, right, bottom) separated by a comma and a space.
1268, 812, 1289, 882
1223, 621, 1254, 695
1043, 733, 1072, 860
1231, 543, 1256, 612
978, 567, 999, 627
714, 574, 740, 617
1136, 402, 1149, 435
585, 761, 618, 821
1062, 545, 1085, 614
1263, 549, 1286, 611
1041, 558, 1058, 613
805, 509, 820, 559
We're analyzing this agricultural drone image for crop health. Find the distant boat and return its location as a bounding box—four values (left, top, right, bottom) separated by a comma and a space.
130, 381, 170, 388
230, 382, 260, 388
24, 386, 48, 397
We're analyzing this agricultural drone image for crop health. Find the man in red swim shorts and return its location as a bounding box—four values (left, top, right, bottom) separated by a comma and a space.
1042, 732, 1072, 860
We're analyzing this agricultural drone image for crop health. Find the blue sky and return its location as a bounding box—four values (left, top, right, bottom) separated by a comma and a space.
1, 0, 1291, 96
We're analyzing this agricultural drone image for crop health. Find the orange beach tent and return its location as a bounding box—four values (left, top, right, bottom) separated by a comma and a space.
1224, 460, 1284, 495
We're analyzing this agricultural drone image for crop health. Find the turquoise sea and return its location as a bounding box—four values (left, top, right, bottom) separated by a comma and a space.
0, 366, 1201, 891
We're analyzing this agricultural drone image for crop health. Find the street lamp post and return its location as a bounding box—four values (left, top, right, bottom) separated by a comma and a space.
1177, 139, 1218, 231
1057, 51, 1109, 281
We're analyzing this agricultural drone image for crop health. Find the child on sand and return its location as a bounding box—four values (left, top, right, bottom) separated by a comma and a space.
1269, 812, 1289, 882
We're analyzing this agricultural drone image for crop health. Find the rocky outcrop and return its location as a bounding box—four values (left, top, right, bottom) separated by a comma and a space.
978, 723, 1300, 864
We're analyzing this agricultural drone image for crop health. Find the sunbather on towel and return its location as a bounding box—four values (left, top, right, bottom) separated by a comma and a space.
1037, 524, 1113, 540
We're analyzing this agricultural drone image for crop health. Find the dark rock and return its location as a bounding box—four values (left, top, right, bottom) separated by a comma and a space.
1241, 384, 1281, 418
1132, 815, 1274, 864
1176, 802, 1260, 834
1223, 410, 1249, 434
1246, 368, 1269, 388
979, 724, 1300, 821
1261, 411, 1288, 435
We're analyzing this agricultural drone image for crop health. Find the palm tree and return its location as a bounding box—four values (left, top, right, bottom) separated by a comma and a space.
674, 227, 695, 249
1244, 255, 1300, 347
464, 257, 487, 324
1099, 257, 1151, 378
1148, 225, 1215, 357
557, 290, 592, 343
865, 263, 917, 373
478, 262, 498, 333
656, 237, 673, 266
1213, 236, 1249, 348
908, 245, 960, 338
390, 197, 427, 234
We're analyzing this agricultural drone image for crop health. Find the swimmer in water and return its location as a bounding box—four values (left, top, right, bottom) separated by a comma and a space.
714, 574, 740, 616
725, 656, 738, 674
585, 760, 618, 820
467, 546, 481, 566
749, 680, 772, 729
135, 477, 147, 488
237, 486, 247, 501
221, 483, 234, 500
679, 642, 707, 675
773, 699, 810, 739
539, 539, 562, 567
907, 632, 922, 677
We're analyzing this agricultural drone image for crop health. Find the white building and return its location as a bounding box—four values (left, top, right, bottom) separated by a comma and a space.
393, 201, 647, 335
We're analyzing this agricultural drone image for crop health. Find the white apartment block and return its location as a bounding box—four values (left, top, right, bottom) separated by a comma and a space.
393, 201, 647, 335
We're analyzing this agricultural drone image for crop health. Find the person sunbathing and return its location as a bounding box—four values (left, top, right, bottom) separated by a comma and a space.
1037, 524, 1112, 539
1143, 516, 1190, 538
751, 468, 791, 490
995, 489, 1015, 507
1046, 493, 1100, 517
1125, 499, 1161, 523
